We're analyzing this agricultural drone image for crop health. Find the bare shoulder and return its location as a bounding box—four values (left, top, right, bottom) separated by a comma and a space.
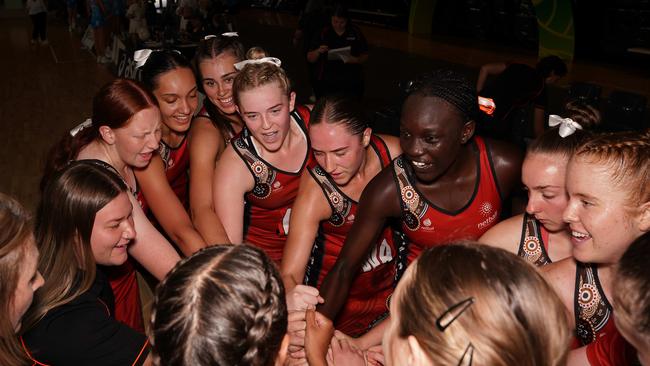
358, 163, 401, 218
478, 213, 524, 254
483, 137, 523, 168
376, 133, 402, 158
540, 257, 577, 318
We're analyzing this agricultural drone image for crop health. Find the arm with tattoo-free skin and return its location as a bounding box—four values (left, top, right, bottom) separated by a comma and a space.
126, 193, 181, 280
135, 154, 207, 256
316, 167, 402, 320
212, 145, 255, 244
188, 116, 230, 245
280, 171, 329, 310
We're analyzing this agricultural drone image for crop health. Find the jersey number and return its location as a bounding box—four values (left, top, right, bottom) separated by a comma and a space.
361, 239, 393, 272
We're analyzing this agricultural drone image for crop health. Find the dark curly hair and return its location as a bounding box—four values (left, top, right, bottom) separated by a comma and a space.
150, 244, 288, 366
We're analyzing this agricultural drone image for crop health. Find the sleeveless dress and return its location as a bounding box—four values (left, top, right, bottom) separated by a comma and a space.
231, 105, 312, 263
391, 136, 503, 264
305, 135, 396, 336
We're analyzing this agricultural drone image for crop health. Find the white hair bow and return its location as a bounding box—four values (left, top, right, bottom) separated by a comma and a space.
70, 118, 93, 137
548, 115, 583, 138
133, 49, 153, 69
234, 57, 281, 71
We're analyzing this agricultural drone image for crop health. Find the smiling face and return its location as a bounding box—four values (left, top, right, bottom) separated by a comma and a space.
399, 95, 472, 184
10, 238, 44, 332
110, 107, 162, 168
153, 67, 199, 134
563, 157, 645, 264
199, 52, 240, 116
90, 193, 136, 267
310, 123, 369, 186
522, 152, 569, 232
237, 82, 296, 153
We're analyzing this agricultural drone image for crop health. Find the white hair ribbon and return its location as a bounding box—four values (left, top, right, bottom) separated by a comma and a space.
204, 34, 217, 40
233, 57, 282, 71
70, 118, 93, 137
221, 32, 239, 37
133, 49, 153, 69
548, 115, 583, 138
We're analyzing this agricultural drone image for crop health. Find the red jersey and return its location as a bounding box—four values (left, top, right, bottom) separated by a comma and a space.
305, 135, 396, 336
138, 136, 190, 212
391, 136, 502, 263
518, 213, 552, 266
232, 105, 311, 263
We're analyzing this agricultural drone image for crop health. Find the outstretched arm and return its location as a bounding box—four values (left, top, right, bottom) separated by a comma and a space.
213, 146, 254, 244
188, 117, 230, 245
316, 167, 402, 320
281, 171, 331, 309
135, 154, 207, 256
127, 194, 180, 280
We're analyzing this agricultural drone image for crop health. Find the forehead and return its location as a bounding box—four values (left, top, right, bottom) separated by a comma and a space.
199, 52, 239, 76
237, 83, 287, 110
400, 95, 464, 132
310, 123, 359, 149
522, 153, 567, 183
155, 67, 196, 94
95, 193, 132, 220
123, 107, 161, 130
566, 157, 625, 194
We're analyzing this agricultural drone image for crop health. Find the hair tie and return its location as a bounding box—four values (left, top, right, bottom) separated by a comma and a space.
134, 48, 153, 69
70, 118, 93, 137
221, 32, 239, 37
478, 96, 495, 116
548, 115, 583, 137
233, 57, 281, 71
204, 34, 216, 40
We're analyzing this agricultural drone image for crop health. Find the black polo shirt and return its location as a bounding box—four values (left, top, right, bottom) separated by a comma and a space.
22, 268, 149, 366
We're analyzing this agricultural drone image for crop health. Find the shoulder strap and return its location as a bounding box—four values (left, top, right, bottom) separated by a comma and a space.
517, 213, 551, 266
370, 134, 392, 167
307, 164, 351, 227
231, 130, 276, 199
391, 156, 426, 231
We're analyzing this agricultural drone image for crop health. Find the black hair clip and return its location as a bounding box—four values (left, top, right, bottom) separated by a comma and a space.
435, 297, 475, 332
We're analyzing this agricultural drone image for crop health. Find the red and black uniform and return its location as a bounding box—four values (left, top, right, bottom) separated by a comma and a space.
517, 213, 552, 266
232, 105, 311, 264
21, 268, 150, 366
137, 135, 190, 212
392, 136, 502, 264
574, 262, 637, 366
305, 135, 395, 336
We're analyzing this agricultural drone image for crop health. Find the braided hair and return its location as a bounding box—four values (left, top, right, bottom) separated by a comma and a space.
574, 129, 650, 204
406, 69, 478, 123
150, 244, 288, 366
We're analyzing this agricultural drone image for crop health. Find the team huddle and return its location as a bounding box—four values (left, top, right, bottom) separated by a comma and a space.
1, 31, 650, 366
